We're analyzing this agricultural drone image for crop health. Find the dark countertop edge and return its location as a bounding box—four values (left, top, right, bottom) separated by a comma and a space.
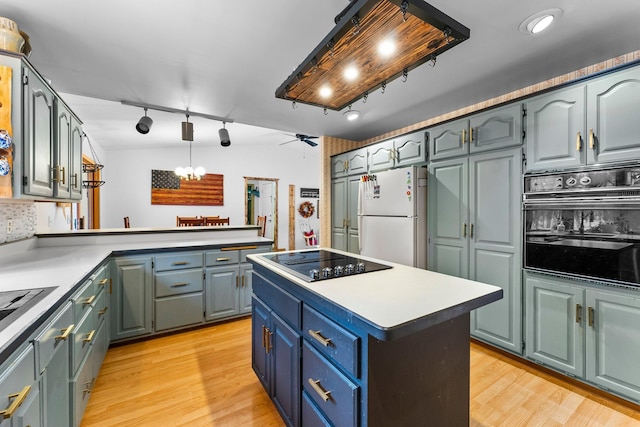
36, 225, 260, 238
0, 239, 273, 365
251, 262, 503, 342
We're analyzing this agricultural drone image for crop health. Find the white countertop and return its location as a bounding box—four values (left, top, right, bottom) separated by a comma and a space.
248, 249, 503, 333
0, 228, 271, 361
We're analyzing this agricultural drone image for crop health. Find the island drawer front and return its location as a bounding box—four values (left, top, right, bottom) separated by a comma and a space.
35, 301, 73, 373
206, 250, 240, 266
303, 305, 360, 378
71, 279, 96, 322
253, 273, 301, 329
93, 288, 108, 329
302, 390, 332, 427
71, 310, 94, 375
154, 293, 204, 332
302, 342, 359, 427
155, 269, 204, 298
155, 253, 204, 271
240, 246, 271, 263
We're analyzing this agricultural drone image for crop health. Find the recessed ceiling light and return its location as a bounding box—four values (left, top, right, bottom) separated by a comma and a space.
319, 86, 332, 98
344, 109, 361, 121
519, 8, 563, 35
344, 66, 359, 81
377, 39, 396, 57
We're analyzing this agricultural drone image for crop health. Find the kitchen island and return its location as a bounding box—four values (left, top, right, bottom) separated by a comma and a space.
247, 248, 503, 427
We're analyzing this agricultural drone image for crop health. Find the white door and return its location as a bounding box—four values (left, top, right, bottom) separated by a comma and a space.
260, 181, 275, 239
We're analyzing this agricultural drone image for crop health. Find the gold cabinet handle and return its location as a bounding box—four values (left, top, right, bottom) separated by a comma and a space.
170, 282, 189, 288
461, 129, 466, 145
588, 306, 594, 327
266, 329, 273, 353
98, 278, 109, 287
469, 126, 474, 143
463, 223, 467, 237
83, 330, 96, 343
0, 385, 31, 419
589, 128, 595, 149
60, 166, 66, 185
236, 276, 239, 288
72, 173, 79, 189
309, 330, 332, 347
575, 304, 582, 324
470, 223, 474, 238
172, 261, 189, 266
216, 257, 230, 262
98, 307, 108, 316
82, 379, 94, 397
55, 323, 75, 341
576, 131, 582, 151
82, 295, 96, 305
344, 160, 349, 171
261, 325, 267, 349
308, 378, 331, 402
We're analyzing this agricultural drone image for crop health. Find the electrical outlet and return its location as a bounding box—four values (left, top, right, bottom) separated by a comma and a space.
6, 219, 12, 234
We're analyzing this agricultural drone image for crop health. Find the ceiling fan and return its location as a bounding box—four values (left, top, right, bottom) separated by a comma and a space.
280, 133, 319, 147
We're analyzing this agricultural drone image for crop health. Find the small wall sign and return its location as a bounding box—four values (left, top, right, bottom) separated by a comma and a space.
300, 187, 319, 198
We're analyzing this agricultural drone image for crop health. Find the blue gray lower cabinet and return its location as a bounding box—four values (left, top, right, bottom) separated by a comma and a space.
251, 266, 472, 427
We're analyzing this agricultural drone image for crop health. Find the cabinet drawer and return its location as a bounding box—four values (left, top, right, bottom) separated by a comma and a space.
205, 249, 240, 266
302, 390, 332, 427
0, 345, 36, 424
92, 264, 110, 292
71, 280, 96, 322
71, 350, 94, 427
35, 301, 73, 373
303, 305, 360, 377
71, 311, 95, 375
253, 273, 301, 329
302, 342, 359, 427
155, 269, 203, 298
93, 288, 109, 329
240, 246, 270, 263
155, 252, 203, 271
155, 293, 204, 332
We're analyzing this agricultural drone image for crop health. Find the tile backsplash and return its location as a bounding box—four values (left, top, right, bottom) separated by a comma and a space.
0, 201, 36, 244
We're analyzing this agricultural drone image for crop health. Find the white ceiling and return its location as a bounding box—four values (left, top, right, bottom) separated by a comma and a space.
2, 0, 639, 150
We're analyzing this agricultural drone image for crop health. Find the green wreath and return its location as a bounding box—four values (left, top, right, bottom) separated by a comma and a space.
298, 201, 315, 218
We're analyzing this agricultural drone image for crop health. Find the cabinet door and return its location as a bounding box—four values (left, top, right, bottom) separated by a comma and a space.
110, 257, 152, 341
346, 176, 360, 255
586, 290, 640, 401
469, 148, 522, 354
395, 131, 427, 167
586, 66, 640, 164
330, 153, 348, 178
13, 385, 40, 427
331, 177, 348, 251
22, 68, 55, 197
252, 297, 271, 391
205, 266, 239, 321
470, 104, 522, 154
54, 100, 72, 199
428, 158, 468, 278
0, 345, 36, 427
524, 274, 585, 376
428, 118, 468, 161
346, 149, 367, 175
239, 264, 254, 314
271, 312, 301, 427
368, 139, 395, 172
69, 116, 84, 200
41, 327, 71, 427
525, 85, 586, 171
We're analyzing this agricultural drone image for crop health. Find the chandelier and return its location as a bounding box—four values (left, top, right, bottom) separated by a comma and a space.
175, 115, 205, 180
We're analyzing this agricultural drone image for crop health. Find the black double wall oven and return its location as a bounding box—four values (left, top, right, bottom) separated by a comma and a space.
523, 165, 640, 287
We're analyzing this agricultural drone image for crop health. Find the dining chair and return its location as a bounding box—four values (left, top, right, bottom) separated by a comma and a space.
204, 216, 230, 226
124, 217, 130, 228
257, 215, 267, 237
176, 216, 204, 227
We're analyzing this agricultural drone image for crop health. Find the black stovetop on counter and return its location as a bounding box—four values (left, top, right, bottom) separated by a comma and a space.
261, 250, 392, 282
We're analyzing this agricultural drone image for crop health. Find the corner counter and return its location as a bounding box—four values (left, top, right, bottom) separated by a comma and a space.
247, 248, 502, 427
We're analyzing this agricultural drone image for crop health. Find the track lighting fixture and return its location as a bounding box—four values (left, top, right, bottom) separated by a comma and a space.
182, 114, 194, 141
136, 108, 153, 134
219, 122, 231, 147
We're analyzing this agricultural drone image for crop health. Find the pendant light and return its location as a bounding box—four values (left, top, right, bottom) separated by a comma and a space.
175, 115, 205, 180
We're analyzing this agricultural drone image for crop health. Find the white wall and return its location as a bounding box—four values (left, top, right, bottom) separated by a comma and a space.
100, 142, 319, 251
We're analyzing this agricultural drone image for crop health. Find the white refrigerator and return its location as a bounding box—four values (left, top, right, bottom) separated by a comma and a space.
358, 166, 428, 268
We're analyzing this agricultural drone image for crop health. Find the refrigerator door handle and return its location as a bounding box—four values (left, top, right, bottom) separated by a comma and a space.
357, 215, 363, 252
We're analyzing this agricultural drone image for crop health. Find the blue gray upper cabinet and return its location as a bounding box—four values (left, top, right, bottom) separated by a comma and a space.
429, 104, 523, 161
368, 130, 427, 172
331, 148, 367, 178
526, 64, 640, 171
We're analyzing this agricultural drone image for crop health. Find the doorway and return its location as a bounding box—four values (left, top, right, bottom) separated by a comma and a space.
244, 176, 278, 248
82, 154, 101, 229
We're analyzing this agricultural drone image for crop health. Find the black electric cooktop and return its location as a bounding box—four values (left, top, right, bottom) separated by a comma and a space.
262, 250, 392, 282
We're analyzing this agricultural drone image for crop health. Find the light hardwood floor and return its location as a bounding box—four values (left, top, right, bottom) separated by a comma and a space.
82, 318, 640, 427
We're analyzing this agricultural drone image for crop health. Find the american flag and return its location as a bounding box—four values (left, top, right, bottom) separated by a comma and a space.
151, 169, 224, 206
